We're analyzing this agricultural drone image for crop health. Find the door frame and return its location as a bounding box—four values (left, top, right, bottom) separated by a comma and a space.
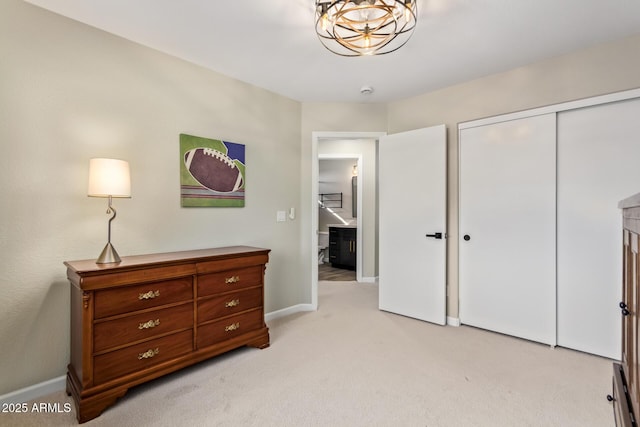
311, 131, 386, 309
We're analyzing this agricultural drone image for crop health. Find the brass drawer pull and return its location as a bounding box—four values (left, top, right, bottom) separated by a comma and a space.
138, 348, 159, 360
139, 290, 160, 300
224, 322, 240, 332
225, 275, 240, 284
138, 319, 160, 330
225, 299, 240, 308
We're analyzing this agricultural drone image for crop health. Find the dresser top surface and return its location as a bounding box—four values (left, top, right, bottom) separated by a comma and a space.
619, 192, 640, 209
64, 246, 270, 274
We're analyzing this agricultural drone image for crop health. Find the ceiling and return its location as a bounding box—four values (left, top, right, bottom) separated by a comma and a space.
23, 0, 640, 103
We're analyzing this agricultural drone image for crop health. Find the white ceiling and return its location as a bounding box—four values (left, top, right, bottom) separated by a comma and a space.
23, 0, 640, 103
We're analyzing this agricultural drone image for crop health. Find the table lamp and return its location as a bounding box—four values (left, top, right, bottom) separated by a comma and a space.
88, 158, 131, 264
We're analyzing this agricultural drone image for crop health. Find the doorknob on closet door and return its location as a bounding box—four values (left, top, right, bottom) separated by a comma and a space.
425, 232, 443, 239
463, 234, 471, 241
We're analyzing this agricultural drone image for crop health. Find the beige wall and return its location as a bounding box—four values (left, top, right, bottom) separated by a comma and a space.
0, 0, 302, 395
387, 33, 640, 318
4, 0, 640, 398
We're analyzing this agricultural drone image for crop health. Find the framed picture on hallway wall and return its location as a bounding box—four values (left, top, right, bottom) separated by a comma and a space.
179, 133, 245, 207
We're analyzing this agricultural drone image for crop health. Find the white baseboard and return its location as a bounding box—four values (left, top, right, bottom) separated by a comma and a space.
359, 276, 377, 283
0, 375, 66, 405
447, 316, 461, 327
265, 303, 315, 322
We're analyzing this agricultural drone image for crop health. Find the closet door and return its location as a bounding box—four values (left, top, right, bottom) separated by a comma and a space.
557, 97, 640, 359
459, 113, 556, 345
379, 125, 447, 325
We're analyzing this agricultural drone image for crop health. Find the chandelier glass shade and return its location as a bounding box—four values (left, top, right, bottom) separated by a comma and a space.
315, 0, 417, 57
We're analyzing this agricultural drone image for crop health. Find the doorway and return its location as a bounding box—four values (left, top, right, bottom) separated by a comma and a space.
318, 157, 358, 282
310, 132, 384, 309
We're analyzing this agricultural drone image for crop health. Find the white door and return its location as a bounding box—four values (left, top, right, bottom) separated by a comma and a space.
378, 125, 447, 325
459, 114, 556, 345
557, 97, 640, 359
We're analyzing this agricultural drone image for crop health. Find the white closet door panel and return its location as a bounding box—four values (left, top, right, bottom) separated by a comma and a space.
459, 113, 556, 345
379, 125, 447, 325
557, 97, 640, 359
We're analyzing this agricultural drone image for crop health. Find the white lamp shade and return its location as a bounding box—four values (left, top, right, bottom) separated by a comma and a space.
88, 158, 131, 197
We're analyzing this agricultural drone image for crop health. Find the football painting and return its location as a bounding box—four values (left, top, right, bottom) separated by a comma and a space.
179, 134, 245, 207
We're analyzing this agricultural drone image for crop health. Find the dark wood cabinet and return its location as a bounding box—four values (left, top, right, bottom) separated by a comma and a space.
65, 246, 270, 423
614, 195, 640, 426
329, 226, 356, 270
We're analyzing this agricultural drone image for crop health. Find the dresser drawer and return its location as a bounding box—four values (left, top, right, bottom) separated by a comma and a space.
197, 266, 262, 297
94, 277, 193, 319
94, 303, 193, 353
197, 309, 263, 349
93, 330, 193, 385
197, 287, 262, 324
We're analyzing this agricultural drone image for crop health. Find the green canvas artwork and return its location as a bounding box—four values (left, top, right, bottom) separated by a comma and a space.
179, 133, 245, 207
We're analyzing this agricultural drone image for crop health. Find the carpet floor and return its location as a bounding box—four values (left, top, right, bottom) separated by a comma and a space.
3, 281, 614, 426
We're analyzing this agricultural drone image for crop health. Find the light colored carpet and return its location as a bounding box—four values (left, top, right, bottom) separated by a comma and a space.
3, 281, 614, 426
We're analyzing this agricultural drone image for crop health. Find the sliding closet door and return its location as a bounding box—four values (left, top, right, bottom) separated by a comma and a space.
557, 97, 640, 359
459, 114, 556, 345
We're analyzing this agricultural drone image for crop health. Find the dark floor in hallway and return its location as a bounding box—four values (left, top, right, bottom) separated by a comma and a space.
318, 263, 356, 281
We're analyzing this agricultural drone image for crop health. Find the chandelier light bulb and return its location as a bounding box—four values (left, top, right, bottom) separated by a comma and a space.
321, 13, 329, 31
363, 25, 371, 49
358, 5, 371, 22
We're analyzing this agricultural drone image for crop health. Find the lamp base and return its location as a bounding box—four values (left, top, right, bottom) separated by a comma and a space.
96, 242, 122, 264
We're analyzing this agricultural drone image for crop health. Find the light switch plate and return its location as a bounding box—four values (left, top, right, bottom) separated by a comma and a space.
276, 211, 286, 222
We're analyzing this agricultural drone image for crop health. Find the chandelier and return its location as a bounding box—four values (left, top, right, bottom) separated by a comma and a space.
314, 0, 418, 57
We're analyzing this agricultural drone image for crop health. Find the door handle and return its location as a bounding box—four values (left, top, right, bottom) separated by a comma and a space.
463, 234, 471, 241
426, 232, 443, 239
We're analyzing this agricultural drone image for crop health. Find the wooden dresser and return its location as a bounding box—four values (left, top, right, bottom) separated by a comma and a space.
64, 246, 270, 423
613, 195, 640, 426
